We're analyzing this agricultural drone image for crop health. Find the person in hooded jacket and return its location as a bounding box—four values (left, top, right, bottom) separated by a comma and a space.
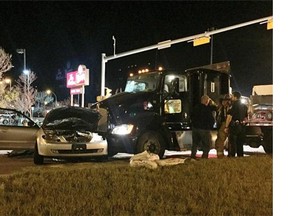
191, 95, 216, 159
224, 91, 248, 157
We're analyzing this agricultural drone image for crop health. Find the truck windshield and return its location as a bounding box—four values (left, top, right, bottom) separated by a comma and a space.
124, 72, 160, 93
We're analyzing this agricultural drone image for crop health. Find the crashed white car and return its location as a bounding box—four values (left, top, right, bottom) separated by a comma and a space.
34, 106, 108, 164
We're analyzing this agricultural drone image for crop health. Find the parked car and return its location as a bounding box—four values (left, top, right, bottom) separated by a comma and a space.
34, 106, 108, 164
0, 108, 40, 150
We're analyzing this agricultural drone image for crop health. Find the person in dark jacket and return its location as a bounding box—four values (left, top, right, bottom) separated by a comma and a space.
191, 95, 215, 159
215, 94, 231, 158
224, 91, 248, 157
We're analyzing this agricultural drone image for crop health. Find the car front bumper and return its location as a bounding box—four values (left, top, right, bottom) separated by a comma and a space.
37, 134, 108, 157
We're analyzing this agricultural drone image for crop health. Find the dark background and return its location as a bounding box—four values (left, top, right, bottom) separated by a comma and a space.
0, 1, 272, 103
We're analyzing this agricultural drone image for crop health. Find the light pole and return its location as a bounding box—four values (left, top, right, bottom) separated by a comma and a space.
16, 48, 26, 71
46, 89, 58, 107
23, 69, 30, 93
23, 69, 31, 116
4, 78, 11, 91
207, 27, 215, 65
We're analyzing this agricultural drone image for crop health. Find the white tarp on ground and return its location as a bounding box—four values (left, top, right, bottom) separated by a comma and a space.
129, 151, 187, 169
0, 150, 12, 154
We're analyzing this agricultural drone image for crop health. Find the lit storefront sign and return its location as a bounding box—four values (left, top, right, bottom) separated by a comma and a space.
70, 87, 83, 95
66, 65, 89, 107
66, 65, 89, 88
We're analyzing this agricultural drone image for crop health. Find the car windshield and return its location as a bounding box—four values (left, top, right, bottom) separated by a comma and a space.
42, 107, 100, 131
124, 72, 160, 93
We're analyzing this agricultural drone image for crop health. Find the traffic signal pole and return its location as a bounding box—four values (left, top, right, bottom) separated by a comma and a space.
100, 16, 272, 96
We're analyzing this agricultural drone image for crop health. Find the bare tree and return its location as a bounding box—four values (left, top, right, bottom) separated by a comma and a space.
58, 98, 71, 106
0, 47, 14, 108
34, 91, 54, 117
0, 47, 13, 79
0, 85, 20, 108
14, 71, 37, 117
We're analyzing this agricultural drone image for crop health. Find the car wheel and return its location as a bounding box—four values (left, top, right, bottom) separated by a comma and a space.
34, 143, 44, 165
108, 144, 118, 157
136, 131, 165, 158
263, 130, 273, 154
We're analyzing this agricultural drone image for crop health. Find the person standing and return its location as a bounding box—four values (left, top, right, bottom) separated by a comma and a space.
224, 91, 248, 157
215, 94, 231, 158
191, 95, 215, 159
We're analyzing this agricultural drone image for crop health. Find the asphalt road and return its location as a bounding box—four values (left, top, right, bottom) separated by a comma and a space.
0, 146, 266, 176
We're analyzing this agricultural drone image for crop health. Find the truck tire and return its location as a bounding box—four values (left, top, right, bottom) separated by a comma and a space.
34, 143, 44, 165
263, 130, 273, 154
136, 131, 166, 158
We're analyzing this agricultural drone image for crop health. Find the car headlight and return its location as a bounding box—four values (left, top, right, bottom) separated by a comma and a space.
111, 124, 134, 135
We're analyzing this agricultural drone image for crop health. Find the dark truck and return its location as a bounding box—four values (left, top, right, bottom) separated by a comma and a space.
92, 62, 230, 158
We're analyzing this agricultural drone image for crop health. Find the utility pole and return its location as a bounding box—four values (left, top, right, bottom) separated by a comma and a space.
100, 16, 272, 96
112, 35, 116, 56
208, 27, 215, 65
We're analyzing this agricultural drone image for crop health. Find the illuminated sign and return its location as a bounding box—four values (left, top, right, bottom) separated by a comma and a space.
66, 65, 89, 88
70, 87, 83, 95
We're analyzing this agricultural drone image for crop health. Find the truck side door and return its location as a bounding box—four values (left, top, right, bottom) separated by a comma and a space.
162, 74, 190, 130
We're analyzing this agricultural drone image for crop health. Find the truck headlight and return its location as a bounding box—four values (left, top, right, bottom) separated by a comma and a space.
111, 124, 134, 135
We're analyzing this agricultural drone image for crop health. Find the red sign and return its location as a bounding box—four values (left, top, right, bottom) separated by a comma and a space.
70, 87, 83, 95
66, 65, 89, 88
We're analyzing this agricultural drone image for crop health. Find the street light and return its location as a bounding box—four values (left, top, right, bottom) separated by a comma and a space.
22, 69, 31, 116
16, 48, 26, 72
46, 89, 58, 107
23, 69, 30, 94
4, 78, 11, 91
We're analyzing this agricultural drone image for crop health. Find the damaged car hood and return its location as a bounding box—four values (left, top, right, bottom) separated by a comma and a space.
42, 106, 107, 132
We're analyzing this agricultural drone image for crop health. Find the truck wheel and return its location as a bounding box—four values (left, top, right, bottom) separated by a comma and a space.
263, 131, 273, 154
136, 131, 165, 158
34, 143, 44, 165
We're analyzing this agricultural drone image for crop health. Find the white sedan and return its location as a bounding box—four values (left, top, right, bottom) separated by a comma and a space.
34, 106, 108, 165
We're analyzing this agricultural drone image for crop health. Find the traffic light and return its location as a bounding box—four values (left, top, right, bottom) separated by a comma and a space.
193, 36, 210, 46
267, 19, 273, 30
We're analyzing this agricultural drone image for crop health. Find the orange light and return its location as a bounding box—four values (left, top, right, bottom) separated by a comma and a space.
267, 19, 273, 30
193, 36, 210, 46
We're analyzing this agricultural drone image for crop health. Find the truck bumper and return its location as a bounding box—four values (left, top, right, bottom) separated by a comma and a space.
107, 134, 138, 156
245, 125, 272, 149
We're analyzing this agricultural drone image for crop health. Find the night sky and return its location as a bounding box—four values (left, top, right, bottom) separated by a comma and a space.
0, 1, 272, 103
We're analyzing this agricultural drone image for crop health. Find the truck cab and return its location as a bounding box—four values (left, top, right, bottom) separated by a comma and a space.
93, 62, 231, 158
